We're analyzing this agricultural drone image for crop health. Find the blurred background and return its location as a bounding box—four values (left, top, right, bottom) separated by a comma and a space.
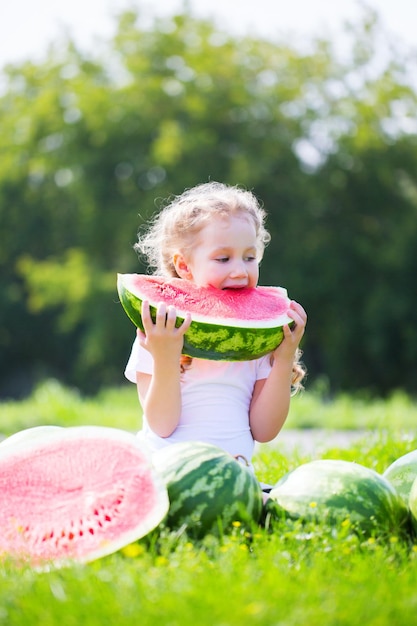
1, 0, 416, 399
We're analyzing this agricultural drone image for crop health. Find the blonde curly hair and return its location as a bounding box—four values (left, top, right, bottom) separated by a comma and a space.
135, 181, 271, 277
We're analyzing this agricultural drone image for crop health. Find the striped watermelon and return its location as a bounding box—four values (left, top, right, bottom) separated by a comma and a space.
153, 441, 263, 538
383, 449, 417, 505
0, 426, 169, 568
265, 459, 409, 536
117, 273, 293, 361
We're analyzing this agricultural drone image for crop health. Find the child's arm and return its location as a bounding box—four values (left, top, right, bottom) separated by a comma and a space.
135, 300, 191, 438
249, 301, 307, 443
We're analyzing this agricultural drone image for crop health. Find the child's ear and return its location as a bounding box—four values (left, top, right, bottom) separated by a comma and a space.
173, 254, 193, 279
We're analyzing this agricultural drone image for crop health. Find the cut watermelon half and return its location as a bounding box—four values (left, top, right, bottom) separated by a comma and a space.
0, 426, 169, 568
117, 273, 293, 361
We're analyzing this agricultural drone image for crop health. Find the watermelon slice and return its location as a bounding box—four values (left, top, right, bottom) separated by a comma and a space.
117, 273, 293, 361
0, 426, 169, 568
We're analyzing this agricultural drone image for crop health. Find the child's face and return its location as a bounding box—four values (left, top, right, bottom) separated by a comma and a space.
179, 215, 260, 289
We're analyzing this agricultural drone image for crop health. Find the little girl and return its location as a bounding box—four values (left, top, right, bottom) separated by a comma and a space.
125, 182, 307, 470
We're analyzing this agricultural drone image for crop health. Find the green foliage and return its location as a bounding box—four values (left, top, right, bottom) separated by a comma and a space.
0, 380, 141, 435
1, 7, 417, 396
286, 384, 417, 431
17, 249, 92, 331
2, 379, 417, 440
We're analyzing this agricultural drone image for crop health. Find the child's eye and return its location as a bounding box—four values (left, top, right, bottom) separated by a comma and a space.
215, 257, 229, 263
245, 256, 256, 262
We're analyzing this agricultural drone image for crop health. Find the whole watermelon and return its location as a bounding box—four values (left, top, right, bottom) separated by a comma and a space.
265, 459, 409, 536
153, 441, 263, 538
383, 449, 417, 505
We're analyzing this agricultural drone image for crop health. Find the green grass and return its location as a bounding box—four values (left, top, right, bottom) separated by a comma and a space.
2, 527, 417, 626
286, 379, 417, 431
1, 378, 416, 437
2, 383, 417, 625
0, 380, 141, 436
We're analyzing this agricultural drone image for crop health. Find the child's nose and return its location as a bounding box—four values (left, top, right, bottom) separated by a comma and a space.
230, 260, 247, 277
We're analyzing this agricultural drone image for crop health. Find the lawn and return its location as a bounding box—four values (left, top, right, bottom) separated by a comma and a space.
1, 381, 417, 625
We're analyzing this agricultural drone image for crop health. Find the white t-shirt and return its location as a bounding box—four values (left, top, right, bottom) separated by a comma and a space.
124, 338, 273, 463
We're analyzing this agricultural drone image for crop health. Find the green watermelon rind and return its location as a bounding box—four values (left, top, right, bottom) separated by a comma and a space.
406, 475, 417, 535
153, 441, 263, 538
266, 459, 409, 536
117, 274, 292, 361
0, 425, 63, 449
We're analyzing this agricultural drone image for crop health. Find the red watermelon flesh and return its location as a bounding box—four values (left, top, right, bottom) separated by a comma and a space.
119, 274, 292, 328
0, 426, 169, 568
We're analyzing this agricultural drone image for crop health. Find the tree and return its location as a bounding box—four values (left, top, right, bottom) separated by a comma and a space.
1, 7, 416, 396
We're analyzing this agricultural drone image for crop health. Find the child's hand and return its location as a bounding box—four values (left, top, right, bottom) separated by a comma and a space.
274, 300, 307, 358
137, 300, 192, 362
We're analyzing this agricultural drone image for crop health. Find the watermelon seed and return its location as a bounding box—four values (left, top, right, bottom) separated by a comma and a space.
88, 529, 94, 535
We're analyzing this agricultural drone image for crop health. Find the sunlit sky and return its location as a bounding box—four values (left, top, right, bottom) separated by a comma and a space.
1, 0, 416, 69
